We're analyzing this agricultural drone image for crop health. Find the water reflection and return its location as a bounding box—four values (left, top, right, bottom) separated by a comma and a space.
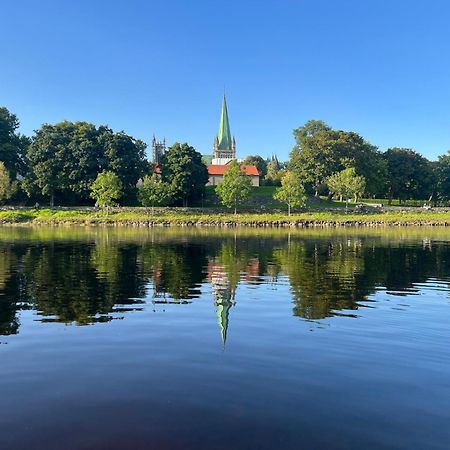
1, 228, 450, 338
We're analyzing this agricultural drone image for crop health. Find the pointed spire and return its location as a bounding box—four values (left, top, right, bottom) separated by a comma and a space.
216, 296, 232, 345
217, 95, 232, 151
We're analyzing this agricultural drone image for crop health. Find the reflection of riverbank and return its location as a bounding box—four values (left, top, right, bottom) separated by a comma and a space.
0, 228, 449, 336
2, 225, 450, 244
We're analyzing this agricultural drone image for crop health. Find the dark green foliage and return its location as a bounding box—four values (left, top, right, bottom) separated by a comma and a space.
435, 152, 450, 203
384, 148, 435, 203
0, 107, 29, 178
24, 121, 147, 205
98, 128, 148, 202
265, 158, 284, 186
160, 142, 209, 207
290, 120, 387, 197
0, 162, 17, 203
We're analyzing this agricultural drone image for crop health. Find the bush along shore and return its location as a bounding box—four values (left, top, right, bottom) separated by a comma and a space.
1, 207, 450, 227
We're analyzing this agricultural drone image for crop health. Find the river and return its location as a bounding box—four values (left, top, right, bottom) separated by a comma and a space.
0, 227, 449, 449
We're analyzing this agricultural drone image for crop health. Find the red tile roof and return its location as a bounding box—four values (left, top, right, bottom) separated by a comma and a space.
153, 164, 259, 177
207, 164, 259, 176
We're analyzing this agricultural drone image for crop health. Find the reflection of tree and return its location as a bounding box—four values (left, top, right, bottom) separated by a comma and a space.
19, 242, 146, 325
274, 238, 369, 320
91, 241, 147, 307
139, 243, 207, 301
0, 245, 21, 335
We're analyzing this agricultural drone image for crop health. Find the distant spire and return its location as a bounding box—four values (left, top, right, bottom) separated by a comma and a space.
217, 95, 232, 151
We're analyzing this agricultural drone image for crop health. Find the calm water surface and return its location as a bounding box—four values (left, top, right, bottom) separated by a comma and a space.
0, 227, 449, 449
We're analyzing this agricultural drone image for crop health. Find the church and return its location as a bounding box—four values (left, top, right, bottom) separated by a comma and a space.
207, 95, 260, 187
151, 95, 260, 187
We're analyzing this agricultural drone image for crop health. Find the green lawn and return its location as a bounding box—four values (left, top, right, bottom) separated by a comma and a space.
205, 186, 448, 210
1, 208, 450, 226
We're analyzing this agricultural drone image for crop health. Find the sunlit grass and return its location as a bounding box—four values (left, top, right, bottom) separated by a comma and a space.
1, 208, 450, 226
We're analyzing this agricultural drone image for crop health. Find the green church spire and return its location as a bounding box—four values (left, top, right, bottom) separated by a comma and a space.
216, 300, 230, 345
217, 95, 232, 150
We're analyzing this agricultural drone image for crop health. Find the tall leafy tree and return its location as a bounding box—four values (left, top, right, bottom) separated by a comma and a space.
435, 152, 450, 203
0, 106, 30, 178
24, 121, 147, 205
160, 142, 208, 207
384, 148, 434, 204
273, 171, 306, 215
0, 162, 17, 204
98, 127, 148, 201
23, 123, 70, 206
290, 120, 335, 196
216, 160, 252, 214
290, 120, 387, 197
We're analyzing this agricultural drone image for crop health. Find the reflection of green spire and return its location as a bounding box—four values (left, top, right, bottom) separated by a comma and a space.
217, 95, 232, 150
216, 296, 232, 345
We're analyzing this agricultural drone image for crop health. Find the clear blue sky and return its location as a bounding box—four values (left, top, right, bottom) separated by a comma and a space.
1, 0, 450, 161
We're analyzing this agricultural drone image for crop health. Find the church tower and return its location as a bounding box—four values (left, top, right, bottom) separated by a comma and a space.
152, 135, 166, 165
212, 95, 236, 165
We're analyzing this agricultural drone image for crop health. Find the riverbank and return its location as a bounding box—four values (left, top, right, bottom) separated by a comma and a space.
1, 208, 450, 227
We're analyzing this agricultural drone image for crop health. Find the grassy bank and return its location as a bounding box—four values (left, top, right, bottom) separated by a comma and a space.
1, 208, 450, 227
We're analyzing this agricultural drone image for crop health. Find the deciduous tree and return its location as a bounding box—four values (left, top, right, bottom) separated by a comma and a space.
290, 120, 387, 197
216, 160, 252, 214
384, 148, 434, 204
24, 121, 147, 205
160, 142, 208, 207
90, 171, 123, 208
0, 162, 17, 204
273, 171, 306, 215
327, 168, 366, 206
138, 174, 172, 213
435, 151, 450, 203
0, 107, 29, 178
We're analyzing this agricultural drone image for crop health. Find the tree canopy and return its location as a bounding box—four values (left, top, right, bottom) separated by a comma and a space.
216, 161, 252, 214
138, 174, 172, 212
0, 162, 17, 204
0, 107, 29, 178
435, 152, 450, 203
327, 167, 366, 204
273, 171, 306, 215
1, 104, 450, 208
90, 171, 123, 208
290, 120, 387, 197
384, 148, 435, 204
24, 121, 147, 206
160, 142, 208, 207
